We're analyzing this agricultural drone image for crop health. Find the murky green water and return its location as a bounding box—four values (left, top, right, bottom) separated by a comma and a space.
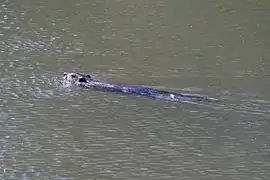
1, 0, 270, 179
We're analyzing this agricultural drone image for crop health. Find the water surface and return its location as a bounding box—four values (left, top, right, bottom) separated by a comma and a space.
1, 0, 270, 179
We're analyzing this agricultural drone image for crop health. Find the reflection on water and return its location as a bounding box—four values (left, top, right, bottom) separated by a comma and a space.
1, 0, 270, 179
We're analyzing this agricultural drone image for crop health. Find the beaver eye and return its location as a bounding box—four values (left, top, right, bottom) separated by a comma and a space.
71, 74, 76, 78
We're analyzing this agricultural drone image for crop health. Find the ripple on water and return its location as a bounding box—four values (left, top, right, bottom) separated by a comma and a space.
1, 0, 270, 179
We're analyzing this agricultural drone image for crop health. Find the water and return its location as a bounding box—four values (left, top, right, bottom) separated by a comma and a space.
1, 0, 270, 179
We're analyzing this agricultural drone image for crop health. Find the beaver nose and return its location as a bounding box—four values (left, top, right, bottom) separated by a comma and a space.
63, 72, 68, 79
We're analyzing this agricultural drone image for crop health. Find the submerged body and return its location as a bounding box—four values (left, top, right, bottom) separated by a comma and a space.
63, 72, 218, 102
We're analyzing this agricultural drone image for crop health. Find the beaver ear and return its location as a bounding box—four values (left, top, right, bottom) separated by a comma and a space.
87, 75, 92, 79
78, 77, 87, 83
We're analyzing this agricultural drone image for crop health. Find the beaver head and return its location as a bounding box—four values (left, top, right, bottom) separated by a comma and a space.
63, 72, 92, 85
